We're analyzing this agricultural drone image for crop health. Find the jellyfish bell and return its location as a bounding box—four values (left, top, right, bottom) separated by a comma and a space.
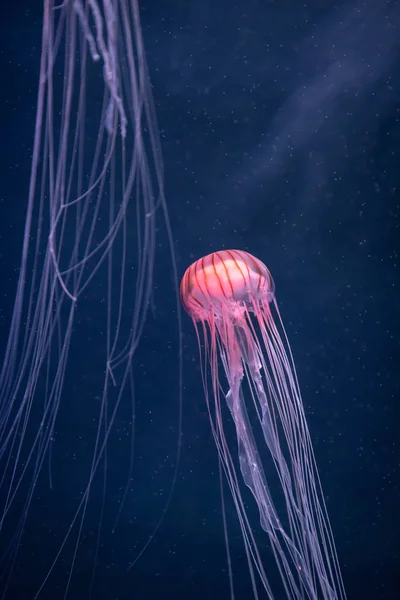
180, 250, 275, 321
181, 250, 346, 600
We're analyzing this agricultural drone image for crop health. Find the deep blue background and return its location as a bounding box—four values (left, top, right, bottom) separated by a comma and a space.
0, 0, 399, 599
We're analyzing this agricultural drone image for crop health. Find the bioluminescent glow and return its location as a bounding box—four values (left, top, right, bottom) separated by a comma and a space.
181, 250, 346, 600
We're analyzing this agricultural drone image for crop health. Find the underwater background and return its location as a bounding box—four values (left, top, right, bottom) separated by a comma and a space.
0, 0, 399, 598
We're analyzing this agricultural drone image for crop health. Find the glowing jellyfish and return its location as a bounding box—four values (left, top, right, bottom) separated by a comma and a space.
181, 250, 346, 600
0, 1, 179, 595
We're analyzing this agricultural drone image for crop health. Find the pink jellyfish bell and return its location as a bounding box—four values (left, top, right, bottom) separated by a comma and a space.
181, 250, 346, 600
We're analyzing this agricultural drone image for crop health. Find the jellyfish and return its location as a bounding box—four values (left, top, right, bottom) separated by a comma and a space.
181, 250, 346, 600
0, 1, 179, 596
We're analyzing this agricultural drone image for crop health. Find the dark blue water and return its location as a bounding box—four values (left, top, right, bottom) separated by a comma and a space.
0, 1, 399, 598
